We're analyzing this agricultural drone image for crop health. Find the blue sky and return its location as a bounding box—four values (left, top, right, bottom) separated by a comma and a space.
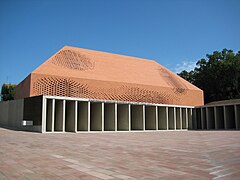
0, 0, 239, 86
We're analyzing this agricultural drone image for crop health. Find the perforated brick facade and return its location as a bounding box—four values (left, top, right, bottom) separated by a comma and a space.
15, 46, 204, 106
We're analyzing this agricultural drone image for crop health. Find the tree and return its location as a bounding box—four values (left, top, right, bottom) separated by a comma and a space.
177, 70, 195, 84
1, 84, 16, 101
178, 49, 240, 103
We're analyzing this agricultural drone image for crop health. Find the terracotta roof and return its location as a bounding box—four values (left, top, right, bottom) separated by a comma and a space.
15, 46, 204, 106
33, 46, 200, 90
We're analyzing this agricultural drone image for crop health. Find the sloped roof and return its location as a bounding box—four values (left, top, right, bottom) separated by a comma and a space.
15, 46, 203, 106
33, 46, 200, 91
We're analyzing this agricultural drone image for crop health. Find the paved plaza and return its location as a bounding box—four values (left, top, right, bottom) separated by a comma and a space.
0, 128, 240, 179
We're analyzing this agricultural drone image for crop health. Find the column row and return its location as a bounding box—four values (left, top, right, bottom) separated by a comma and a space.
43, 98, 193, 133
193, 105, 240, 130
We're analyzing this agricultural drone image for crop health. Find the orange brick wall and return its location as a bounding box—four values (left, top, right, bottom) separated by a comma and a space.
14, 75, 31, 99
15, 46, 204, 106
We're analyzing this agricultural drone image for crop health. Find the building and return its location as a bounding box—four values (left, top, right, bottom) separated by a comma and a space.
15, 46, 203, 106
1, 46, 207, 133
193, 99, 240, 130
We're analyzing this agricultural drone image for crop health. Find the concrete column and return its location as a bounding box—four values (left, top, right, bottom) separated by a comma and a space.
42, 97, 47, 133
128, 104, 131, 131
190, 108, 196, 130
186, 108, 189, 129
77, 101, 88, 131
158, 107, 167, 130
235, 105, 240, 130
75, 101, 77, 133
145, 106, 157, 130
117, 104, 129, 131
201, 108, 204, 130
102, 103, 104, 132
62, 100, 66, 132
206, 108, 209, 130
51, 99, 55, 132
223, 106, 227, 130
143, 105, 145, 131
214, 107, 217, 130
166, 107, 169, 130
189, 108, 192, 129
174, 107, 177, 130
104, 103, 115, 131
180, 108, 182, 130
131, 105, 143, 131
115, 103, 117, 131
88, 101, 90, 132
156, 106, 158, 130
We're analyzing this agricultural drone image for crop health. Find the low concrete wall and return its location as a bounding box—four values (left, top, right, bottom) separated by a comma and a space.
0, 101, 9, 126
2, 95, 198, 133
0, 98, 41, 132
194, 103, 240, 130
23, 96, 42, 126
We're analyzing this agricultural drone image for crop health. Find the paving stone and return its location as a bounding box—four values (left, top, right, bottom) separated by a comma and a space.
0, 128, 240, 179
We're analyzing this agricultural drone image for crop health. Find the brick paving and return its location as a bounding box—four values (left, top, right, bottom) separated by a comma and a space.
0, 128, 240, 179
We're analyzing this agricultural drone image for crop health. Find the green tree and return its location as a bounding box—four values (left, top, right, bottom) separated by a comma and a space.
177, 70, 195, 84
178, 49, 240, 103
1, 84, 16, 101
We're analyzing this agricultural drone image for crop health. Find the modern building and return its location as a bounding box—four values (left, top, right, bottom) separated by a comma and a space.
14, 46, 203, 106
1, 46, 209, 133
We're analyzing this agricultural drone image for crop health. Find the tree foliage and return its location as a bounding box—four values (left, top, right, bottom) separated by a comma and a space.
178, 49, 240, 103
1, 84, 16, 101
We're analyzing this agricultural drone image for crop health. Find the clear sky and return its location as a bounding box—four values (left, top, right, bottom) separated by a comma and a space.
0, 0, 239, 86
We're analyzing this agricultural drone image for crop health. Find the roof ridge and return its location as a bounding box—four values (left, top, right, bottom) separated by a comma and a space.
62, 45, 156, 63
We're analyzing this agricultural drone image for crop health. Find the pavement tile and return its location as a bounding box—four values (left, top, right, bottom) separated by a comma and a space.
0, 128, 240, 179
